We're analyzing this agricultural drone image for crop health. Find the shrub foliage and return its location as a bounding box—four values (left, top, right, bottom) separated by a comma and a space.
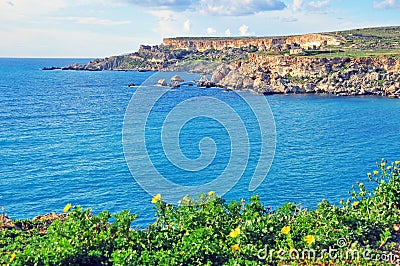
1, 159, 400, 265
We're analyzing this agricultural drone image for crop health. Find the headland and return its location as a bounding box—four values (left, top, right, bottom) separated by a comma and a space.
58, 26, 400, 97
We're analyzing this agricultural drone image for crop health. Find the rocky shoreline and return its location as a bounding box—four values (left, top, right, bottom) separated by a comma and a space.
44, 26, 400, 98
207, 56, 400, 98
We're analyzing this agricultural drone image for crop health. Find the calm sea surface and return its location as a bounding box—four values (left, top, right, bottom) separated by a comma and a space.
0, 58, 399, 225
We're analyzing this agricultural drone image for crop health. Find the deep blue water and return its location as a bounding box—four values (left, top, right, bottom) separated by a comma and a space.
0, 58, 399, 225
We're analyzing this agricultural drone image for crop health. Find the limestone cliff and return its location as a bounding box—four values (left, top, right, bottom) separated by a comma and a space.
163, 33, 342, 53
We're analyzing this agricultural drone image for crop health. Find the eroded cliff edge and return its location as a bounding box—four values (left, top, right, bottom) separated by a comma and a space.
58, 26, 400, 97
212, 55, 400, 97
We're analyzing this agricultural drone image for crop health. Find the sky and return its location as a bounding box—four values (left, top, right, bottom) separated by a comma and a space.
1, 0, 400, 58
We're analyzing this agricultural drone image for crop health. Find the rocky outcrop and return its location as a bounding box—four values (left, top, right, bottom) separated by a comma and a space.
158, 79, 167, 86
171, 75, 184, 82
42, 66, 61, 70
59, 45, 234, 73
211, 56, 400, 98
163, 34, 342, 52
61, 55, 144, 71
170, 75, 184, 88
197, 75, 214, 88
249, 54, 400, 76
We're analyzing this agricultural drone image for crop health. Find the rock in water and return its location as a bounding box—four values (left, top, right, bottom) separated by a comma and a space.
157, 79, 167, 86
42, 66, 61, 71
197, 75, 214, 88
170, 75, 184, 83
170, 81, 181, 88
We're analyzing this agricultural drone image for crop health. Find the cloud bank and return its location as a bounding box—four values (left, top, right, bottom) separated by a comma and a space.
373, 0, 400, 9
124, 0, 286, 15
292, 0, 303, 11
308, 0, 330, 9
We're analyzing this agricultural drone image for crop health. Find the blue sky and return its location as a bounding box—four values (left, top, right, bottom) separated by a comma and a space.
1, 0, 400, 57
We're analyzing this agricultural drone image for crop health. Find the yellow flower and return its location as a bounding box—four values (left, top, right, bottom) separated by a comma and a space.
395, 161, 399, 165
281, 226, 290, 235
305, 235, 315, 245
63, 203, 71, 213
381, 162, 386, 167
10, 253, 16, 262
352, 201, 360, 207
232, 244, 240, 252
151, 194, 162, 204
208, 191, 215, 196
373, 170, 379, 175
393, 224, 400, 231
229, 226, 241, 238
367, 172, 372, 177
387, 166, 392, 170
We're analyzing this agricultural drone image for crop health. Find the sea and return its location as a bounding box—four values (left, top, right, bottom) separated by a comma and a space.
0, 58, 399, 226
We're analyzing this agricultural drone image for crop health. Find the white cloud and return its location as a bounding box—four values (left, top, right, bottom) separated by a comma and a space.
0, 0, 67, 21
225, 28, 231, 37
8, 0, 66, 13
124, 0, 286, 16
183, 19, 191, 32
206, 27, 216, 34
239, 24, 249, 36
124, 0, 190, 11
67, 17, 131, 26
308, 0, 330, 9
148, 9, 180, 36
281, 16, 298, 23
0, 0, 129, 26
71, 0, 126, 7
373, 0, 400, 9
198, 0, 286, 15
292, 0, 303, 11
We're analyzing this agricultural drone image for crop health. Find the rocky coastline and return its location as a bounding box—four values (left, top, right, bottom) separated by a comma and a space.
45, 26, 400, 98
207, 55, 400, 98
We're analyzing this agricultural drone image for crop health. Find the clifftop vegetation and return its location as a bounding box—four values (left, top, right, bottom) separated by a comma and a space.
324, 26, 400, 58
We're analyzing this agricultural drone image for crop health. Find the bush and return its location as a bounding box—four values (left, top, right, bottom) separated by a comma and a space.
1, 159, 399, 265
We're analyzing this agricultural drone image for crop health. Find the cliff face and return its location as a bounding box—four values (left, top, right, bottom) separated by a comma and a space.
163, 37, 284, 52
285, 34, 342, 49
248, 54, 400, 76
210, 55, 400, 97
163, 33, 342, 52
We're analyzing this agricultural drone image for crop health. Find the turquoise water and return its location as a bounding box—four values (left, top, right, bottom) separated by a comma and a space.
0, 58, 399, 225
